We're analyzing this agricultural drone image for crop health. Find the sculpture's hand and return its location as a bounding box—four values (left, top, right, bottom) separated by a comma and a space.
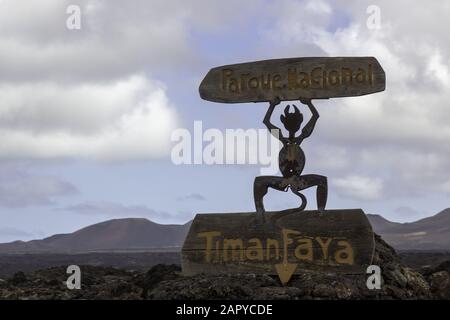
271, 96, 281, 106
264, 96, 284, 141
299, 97, 311, 105
296, 97, 318, 143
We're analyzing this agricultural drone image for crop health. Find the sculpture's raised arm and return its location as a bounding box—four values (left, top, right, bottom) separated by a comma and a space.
296, 98, 319, 143
263, 97, 284, 141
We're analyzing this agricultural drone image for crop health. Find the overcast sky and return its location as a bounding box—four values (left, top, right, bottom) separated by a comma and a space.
1, 0, 450, 242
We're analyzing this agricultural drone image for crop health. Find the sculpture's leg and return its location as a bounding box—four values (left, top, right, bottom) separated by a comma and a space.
293, 174, 328, 211
253, 176, 288, 223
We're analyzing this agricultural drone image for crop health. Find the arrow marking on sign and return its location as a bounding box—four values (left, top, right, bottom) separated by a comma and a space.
275, 263, 297, 285
274, 228, 301, 285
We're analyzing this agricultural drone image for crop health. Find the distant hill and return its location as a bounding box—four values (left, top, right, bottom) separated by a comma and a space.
367, 208, 450, 250
2, 209, 450, 253
366, 214, 402, 233
0, 218, 191, 254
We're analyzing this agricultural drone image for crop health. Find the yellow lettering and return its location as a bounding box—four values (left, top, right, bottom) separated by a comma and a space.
282, 228, 300, 264
272, 74, 282, 89
298, 72, 309, 88
311, 67, 323, 88
229, 78, 240, 93
341, 67, 352, 85
245, 238, 263, 261
315, 237, 332, 259
294, 238, 313, 261
328, 70, 340, 86
222, 65, 373, 94
222, 69, 233, 90
287, 68, 298, 90
368, 63, 373, 85
248, 77, 259, 89
355, 68, 366, 83
261, 74, 271, 90
240, 73, 250, 92
197, 231, 221, 263
266, 238, 280, 260
334, 240, 354, 265
224, 239, 244, 261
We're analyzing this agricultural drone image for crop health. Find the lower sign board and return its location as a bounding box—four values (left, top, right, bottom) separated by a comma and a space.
182, 209, 375, 284
199, 57, 385, 103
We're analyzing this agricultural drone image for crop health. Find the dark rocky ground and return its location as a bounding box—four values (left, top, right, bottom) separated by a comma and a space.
0, 235, 449, 299
398, 251, 450, 269
0, 251, 180, 278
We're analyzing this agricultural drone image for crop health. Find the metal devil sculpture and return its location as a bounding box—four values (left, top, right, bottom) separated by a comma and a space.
254, 97, 327, 223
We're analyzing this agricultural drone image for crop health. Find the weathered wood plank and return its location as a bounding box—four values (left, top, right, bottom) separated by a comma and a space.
182, 209, 375, 276
199, 57, 385, 103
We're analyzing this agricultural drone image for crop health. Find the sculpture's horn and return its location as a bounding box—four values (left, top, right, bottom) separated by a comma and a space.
284, 105, 290, 115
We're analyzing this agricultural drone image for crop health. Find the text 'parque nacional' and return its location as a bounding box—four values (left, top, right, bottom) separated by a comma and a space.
199, 57, 385, 102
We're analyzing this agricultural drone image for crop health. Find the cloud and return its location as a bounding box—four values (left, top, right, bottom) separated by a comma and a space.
0, 0, 194, 82
1, 0, 449, 218
177, 193, 206, 201
0, 0, 268, 162
0, 74, 179, 160
0, 0, 252, 161
333, 175, 383, 201
263, 0, 450, 200
0, 163, 77, 208
61, 201, 172, 220
0, 0, 263, 83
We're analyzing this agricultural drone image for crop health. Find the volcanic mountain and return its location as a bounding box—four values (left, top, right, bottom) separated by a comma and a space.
367, 208, 450, 250
0, 218, 191, 254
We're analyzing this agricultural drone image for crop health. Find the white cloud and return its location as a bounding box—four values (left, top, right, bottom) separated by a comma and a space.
0, 0, 193, 82
0, 0, 268, 161
333, 175, 383, 201
0, 0, 263, 82
1, 0, 450, 207
0, 74, 178, 160
263, 0, 450, 200
0, 0, 187, 161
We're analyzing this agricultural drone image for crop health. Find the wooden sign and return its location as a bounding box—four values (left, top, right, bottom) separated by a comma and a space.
199, 57, 385, 103
182, 209, 375, 284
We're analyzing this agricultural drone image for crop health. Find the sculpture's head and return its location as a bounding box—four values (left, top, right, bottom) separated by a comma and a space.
280, 104, 303, 136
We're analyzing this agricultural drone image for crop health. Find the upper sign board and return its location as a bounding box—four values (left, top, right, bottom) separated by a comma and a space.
199, 57, 385, 103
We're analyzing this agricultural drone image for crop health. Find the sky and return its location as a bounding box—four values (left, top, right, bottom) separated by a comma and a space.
1, 0, 450, 242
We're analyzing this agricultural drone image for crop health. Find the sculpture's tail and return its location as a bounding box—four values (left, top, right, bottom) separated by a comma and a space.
268, 189, 307, 227
291, 189, 307, 211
